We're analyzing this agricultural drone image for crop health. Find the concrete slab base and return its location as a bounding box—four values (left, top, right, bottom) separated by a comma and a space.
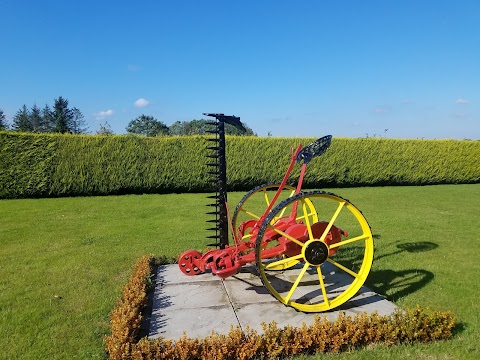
149, 264, 397, 340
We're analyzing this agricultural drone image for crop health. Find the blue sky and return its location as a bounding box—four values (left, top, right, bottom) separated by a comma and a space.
1, 0, 479, 139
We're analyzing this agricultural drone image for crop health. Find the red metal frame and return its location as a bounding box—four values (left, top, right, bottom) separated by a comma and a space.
178, 143, 334, 279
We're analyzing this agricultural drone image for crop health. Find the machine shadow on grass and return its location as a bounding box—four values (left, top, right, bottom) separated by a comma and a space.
367, 268, 434, 303
366, 239, 437, 303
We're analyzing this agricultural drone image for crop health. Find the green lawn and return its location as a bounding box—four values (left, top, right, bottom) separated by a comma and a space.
1, 184, 479, 359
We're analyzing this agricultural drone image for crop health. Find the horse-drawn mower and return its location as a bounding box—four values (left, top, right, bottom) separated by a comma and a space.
179, 114, 374, 313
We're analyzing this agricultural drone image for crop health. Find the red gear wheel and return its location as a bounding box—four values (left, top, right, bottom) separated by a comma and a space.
178, 250, 203, 276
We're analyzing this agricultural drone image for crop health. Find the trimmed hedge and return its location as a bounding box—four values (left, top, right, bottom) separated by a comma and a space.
1, 132, 480, 199
50, 134, 208, 196
1, 133, 210, 198
0, 132, 57, 198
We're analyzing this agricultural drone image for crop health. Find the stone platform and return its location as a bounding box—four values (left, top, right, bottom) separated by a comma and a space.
148, 264, 397, 340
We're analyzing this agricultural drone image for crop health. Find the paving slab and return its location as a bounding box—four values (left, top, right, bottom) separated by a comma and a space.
150, 305, 239, 340
148, 264, 397, 340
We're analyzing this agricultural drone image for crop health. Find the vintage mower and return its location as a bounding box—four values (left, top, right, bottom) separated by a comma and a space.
178, 114, 374, 312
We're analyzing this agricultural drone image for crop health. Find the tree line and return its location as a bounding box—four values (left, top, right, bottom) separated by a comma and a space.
1, 99, 255, 136
125, 115, 255, 137
0, 97, 87, 134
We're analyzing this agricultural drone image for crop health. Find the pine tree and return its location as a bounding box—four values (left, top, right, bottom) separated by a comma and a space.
42, 103, 54, 132
30, 104, 43, 132
0, 109, 8, 130
52, 96, 72, 133
12, 105, 33, 132
70, 107, 88, 134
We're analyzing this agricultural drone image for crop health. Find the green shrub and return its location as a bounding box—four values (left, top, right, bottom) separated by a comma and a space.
49, 135, 210, 196
0, 132, 57, 198
228, 137, 480, 189
1, 131, 479, 199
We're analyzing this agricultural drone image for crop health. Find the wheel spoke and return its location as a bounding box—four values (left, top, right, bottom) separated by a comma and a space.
302, 201, 314, 241
265, 254, 303, 270
296, 212, 316, 222
263, 189, 270, 206
317, 266, 330, 306
284, 262, 309, 303
319, 202, 345, 242
240, 208, 261, 220
267, 224, 304, 247
327, 258, 359, 278
242, 233, 253, 240
272, 189, 296, 218
276, 207, 288, 219
328, 234, 370, 249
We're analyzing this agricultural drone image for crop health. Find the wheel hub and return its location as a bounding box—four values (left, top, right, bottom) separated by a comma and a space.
304, 240, 329, 265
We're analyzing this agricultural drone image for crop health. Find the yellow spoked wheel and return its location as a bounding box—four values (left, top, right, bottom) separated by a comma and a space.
232, 183, 298, 243
232, 183, 316, 269
255, 191, 374, 312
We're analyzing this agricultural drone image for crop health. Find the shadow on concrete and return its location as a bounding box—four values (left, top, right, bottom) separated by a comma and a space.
334, 291, 386, 312
230, 241, 438, 309
231, 263, 385, 309
140, 266, 173, 338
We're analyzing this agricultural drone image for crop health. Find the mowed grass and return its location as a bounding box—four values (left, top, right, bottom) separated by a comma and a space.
0, 184, 479, 359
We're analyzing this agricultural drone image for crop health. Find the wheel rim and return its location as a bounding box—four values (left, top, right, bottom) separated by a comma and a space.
255, 191, 374, 312
232, 184, 315, 269
232, 183, 297, 239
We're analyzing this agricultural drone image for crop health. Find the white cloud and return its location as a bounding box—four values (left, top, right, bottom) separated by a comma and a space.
456, 98, 469, 104
95, 109, 114, 120
134, 98, 150, 108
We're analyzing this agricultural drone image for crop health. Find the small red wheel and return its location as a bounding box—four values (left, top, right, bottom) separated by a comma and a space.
178, 250, 203, 276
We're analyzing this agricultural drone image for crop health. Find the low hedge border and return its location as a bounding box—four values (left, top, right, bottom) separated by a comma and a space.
105, 256, 456, 360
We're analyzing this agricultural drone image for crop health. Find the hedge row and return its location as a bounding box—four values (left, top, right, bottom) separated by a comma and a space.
0, 133, 57, 198
0, 132, 209, 198
227, 136, 480, 188
1, 132, 480, 199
